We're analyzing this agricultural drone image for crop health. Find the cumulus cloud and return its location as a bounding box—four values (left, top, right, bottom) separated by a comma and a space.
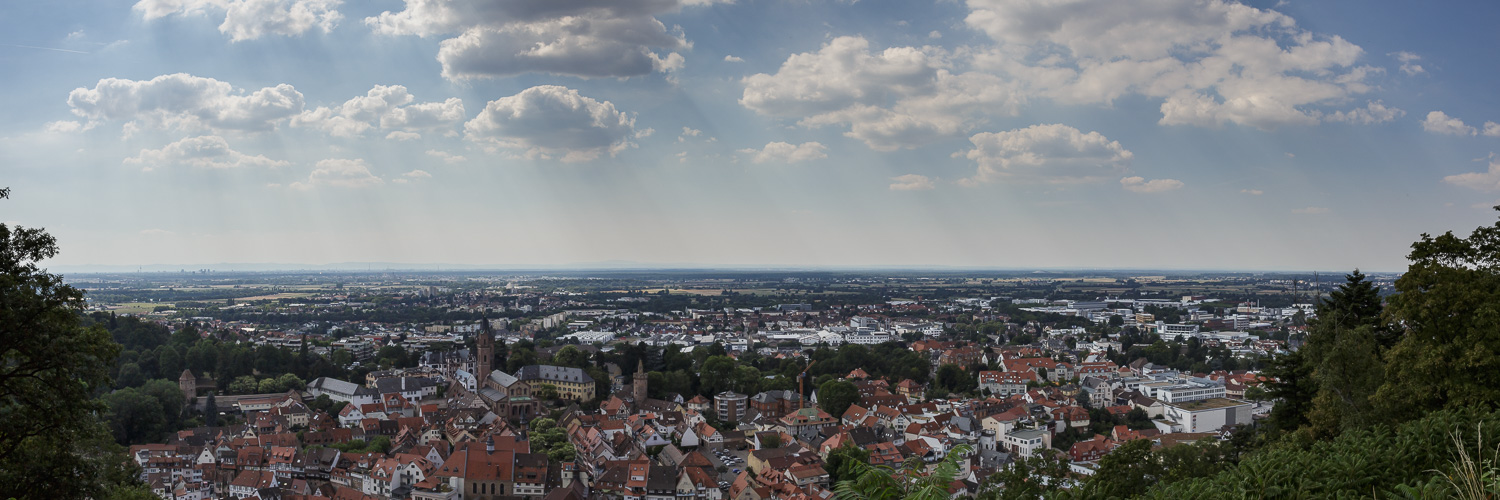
386, 131, 421, 141
1326, 100, 1404, 125
291, 85, 464, 137
1241, 188, 1264, 195
738, 141, 828, 163
393, 168, 432, 184
889, 174, 935, 191
966, 0, 1374, 129
44, 120, 85, 133
1423, 111, 1477, 136
959, 124, 1131, 185
464, 85, 638, 162
724, 55, 743, 62
1485, 122, 1500, 138
1390, 51, 1424, 75
1119, 176, 1184, 193
677, 127, 703, 142
124, 135, 288, 171
741, 36, 1023, 150
1444, 157, 1500, 192
425, 150, 466, 163
1292, 206, 1329, 214
67, 73, 304, 133
365, 0, 698, 80
745, 0, 1383, 146
133, 0, 342, 42
289, 158, 384, 190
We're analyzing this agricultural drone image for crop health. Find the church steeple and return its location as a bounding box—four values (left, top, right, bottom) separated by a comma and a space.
476, 317, 494, 378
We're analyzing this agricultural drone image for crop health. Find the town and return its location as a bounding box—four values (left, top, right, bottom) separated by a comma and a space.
91, 270, 1346, 500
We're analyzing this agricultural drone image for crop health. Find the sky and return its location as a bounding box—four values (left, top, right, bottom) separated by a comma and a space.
3, 0, 1500, 272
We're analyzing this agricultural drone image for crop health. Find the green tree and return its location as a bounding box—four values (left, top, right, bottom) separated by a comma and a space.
229, 375, 258, 394
138, 379, 185, 430
934, 363, 975, 394
276, 373, 306, 392
1260, 348, 1315, 433
101, 388, 167, 445
204, 393, 219, 427
1076, 439, 1162, 498
817, 380, 860, 420
552, 346, 590, 369
1376, 210, 1500, 421
835, 444, 972, 500
536, 383, 559, 401
825, 443, 869, 485
1295, 270, 1388, 437
158, 348, 184, 384
0, 193, 139, 498
700, 355, 737, 396
976, 453, 1070, 500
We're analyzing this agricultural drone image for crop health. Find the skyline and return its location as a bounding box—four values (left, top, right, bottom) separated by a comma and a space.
5, 0, 1500, 272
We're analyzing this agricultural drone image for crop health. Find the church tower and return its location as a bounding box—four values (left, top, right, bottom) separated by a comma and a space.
476, 318, 494, 378
633, 359, 648, 403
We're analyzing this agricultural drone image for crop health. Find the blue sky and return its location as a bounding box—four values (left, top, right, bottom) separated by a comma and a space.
3, 0, 1499, 271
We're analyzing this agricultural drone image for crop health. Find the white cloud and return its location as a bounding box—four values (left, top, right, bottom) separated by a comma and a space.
724, 55, 743, 62
1241, 188, 1264, 195
959, 124, 1131, 185
678, 127, 702, 142
291, 85, 464, 137
1444, 158, 1500, 192
741, 36, 1023, 150
890, 174, 935, 191
366, 0, 697, 80
738, 141, 828, 163
68, 73, 304, 132
124, 135, 287, 171
289, 158, 384, 190
394, 169, 433, 183
133, 0, 342, 42
386, 131, 421, 141
1422, 111, 1477, 136
1292, 206, 1329, 214
1484, 122, 1500, 138
464, 85, 638, 162
964, 0, 1374, 130
1120, 176, 1183, 193
928, 30, 942, 39
44, 120, 85, 133
425, 150, 466, 163
1390, 51, 1424, 75
1326, 100, 1404, 125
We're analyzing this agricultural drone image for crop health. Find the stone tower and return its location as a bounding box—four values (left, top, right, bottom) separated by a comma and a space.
633, 359, 648, 403
179, 369, 197, 399
476, 317, 494, 378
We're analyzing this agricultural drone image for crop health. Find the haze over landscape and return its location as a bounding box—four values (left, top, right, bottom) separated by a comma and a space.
4, 0, 1500, 271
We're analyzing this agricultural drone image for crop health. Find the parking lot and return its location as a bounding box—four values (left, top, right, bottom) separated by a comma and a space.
712, 446, 751, 489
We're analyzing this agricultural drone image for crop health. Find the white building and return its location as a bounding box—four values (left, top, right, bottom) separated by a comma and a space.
1158, 398, 1254, 433
843, 331, 892, 345
1003, 428, 1051, 458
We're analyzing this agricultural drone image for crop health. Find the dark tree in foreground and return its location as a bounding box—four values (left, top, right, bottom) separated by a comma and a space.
0, 188, 148, 498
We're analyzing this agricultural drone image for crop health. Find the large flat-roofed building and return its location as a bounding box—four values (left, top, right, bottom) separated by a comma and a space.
1160, 398, 1254, 433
